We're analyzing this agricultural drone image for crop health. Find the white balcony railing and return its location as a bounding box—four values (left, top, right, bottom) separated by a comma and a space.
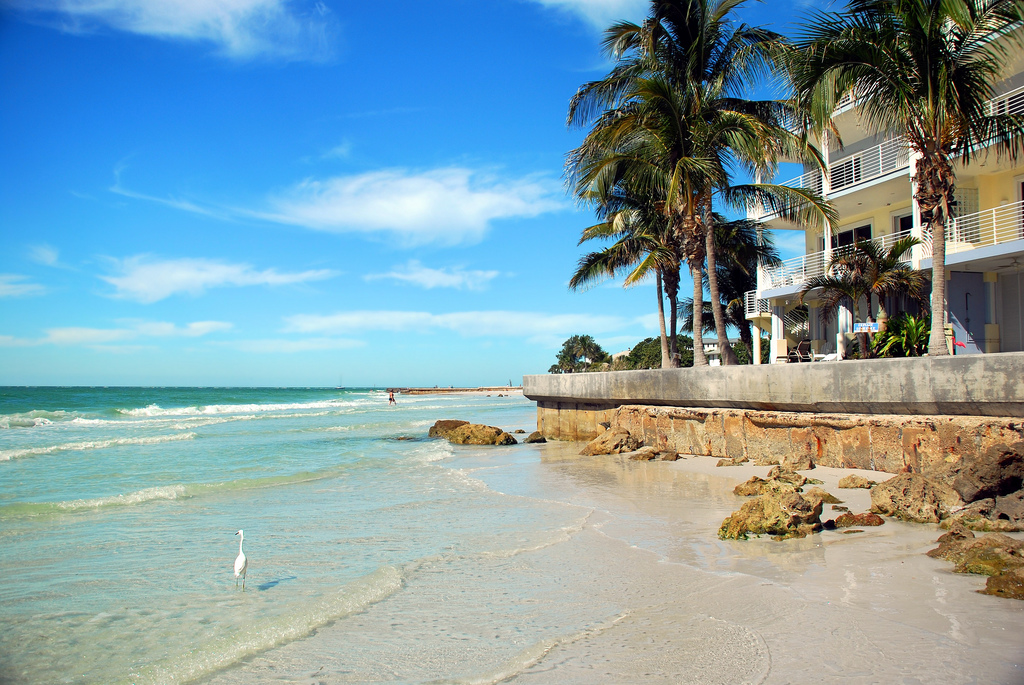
759, 202, 1024, 291
945, 199, 1024, 255
829, 137, 910, 192
763, 137, 910, 219
987, 83, 1024, 116
760, 227, 917, 290
744, 289, 770, 317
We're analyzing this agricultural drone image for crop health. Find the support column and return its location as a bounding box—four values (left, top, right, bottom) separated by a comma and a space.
837, 302, 852, 358
771, 304, 787, 363
807, 302, 821, 355
984, 271, 1001, 353
822, 131, 833, 266
752, 323, 762, 365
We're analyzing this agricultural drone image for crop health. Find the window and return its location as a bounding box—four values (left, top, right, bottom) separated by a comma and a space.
893, 213, 913, 234
833, 224, 872, 248
817, 224, 872, 252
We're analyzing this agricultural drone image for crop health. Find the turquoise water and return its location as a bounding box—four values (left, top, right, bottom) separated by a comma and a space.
0, 387, 583, 684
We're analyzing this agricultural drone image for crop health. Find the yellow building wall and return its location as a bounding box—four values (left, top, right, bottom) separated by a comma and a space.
803, 202, 914, 254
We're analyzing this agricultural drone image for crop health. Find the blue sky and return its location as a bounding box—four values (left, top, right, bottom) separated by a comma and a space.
0, 0, 820, 387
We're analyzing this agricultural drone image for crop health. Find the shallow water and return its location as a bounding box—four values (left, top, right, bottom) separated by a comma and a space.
3, 387, 1022, 684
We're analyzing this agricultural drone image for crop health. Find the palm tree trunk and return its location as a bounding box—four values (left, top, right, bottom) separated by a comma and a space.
927, 216, 948, 355
665, 273, 680, 368
917, 157, 951, 356
691, 263, 708, 366
656, 271, 670, 369
703, 200, 738, 365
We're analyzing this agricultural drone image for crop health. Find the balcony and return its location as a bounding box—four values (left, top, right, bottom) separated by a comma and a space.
759, 227, 917, 291
937, 199, 1024, 257
756, 200, 1024, 294
759, 137, 910, 220
744, 289, 770, 318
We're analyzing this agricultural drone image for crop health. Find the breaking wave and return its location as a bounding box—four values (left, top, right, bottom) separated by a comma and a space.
0, 432, 196, 461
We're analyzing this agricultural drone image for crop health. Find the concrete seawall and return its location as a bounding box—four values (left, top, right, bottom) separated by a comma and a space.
524, 352, 1024, 420
523, 354, 1024, 474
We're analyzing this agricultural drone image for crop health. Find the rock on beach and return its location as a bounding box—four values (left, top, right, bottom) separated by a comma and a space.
869, 472, 962, 523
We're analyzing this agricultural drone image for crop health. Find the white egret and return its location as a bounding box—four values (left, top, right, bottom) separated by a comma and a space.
234, 530, 248, 590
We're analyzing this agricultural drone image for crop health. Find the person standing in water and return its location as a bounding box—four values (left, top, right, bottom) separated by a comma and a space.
388, 391, 396, 405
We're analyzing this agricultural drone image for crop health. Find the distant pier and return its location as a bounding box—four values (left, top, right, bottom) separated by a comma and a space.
388, 386, 522, 395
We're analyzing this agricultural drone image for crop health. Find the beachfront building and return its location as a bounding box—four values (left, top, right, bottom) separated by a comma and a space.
746, 50, 1024, 364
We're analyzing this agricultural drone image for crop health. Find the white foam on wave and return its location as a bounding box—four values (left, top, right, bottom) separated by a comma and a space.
0, 432, 197, 461
0, 411, 69, 429
117, 399, 368, 418
57, 485, 189, 511
124, 566, 405, 685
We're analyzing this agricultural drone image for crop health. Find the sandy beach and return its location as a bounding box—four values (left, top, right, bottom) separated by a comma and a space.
204, 438, 1024, 684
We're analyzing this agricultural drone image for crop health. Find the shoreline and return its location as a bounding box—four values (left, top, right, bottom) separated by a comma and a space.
205, 435, 1024, 684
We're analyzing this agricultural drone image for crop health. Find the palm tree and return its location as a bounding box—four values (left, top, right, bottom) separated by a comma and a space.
568, 0, 834, 365
799, 236, 927, 357
790, 0, 1024, 356
569, 193, 682, 368
681, 215, 781, 356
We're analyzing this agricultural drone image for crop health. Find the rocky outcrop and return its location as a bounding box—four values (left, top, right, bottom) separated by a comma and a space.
952, 441, 1024, 503
732, 468, 821, 498
733, 476, 797, 497
869, 473, 963, 523
428, 419, 469, 439
524, 431, 546, 444
804, 487, 842, 505
982, 567, 1024, 600
628, 446, 660, 461
838, 475, 877, 489
927, 528, 1024, 599
659, 450, 680, 461
833, 512, 885, 527
942, 497, 1024, 532
447, 424, 518, 446
719, 491, 823, 541
580, 428, 641, 456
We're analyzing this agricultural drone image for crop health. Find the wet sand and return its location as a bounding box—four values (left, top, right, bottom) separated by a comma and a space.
204, 441, 1024, 684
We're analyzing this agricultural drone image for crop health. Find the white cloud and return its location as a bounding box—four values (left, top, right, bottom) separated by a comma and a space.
101, 256, 336, 303
41, 320, 233, 346
530, 0, 647, 28
283, 309, 631, 341
28, 244, 60, 266
44, 327, 136, 345
131, 320, 234, 337
0, 274, 45, 298
12, 0, 334, 61
365, 261, 500, 290
229, 337, 364, 353
258, 168, 564, 245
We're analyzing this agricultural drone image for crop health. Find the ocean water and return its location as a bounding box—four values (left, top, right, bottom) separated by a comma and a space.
4, 387, 1024, 684
0, 387, 590, 684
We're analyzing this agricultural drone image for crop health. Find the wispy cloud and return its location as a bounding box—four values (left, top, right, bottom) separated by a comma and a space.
365, 261, 500, 290
101, 256, 336, 303
529, 0, 647, 28
0, 274, 45, 298
283, 309, 632, 341
3, 320, 235, 348
10, 0, 335, 61
112, 165, 565, 246
28, 244, 60, 267
130, 321, 234, 337
257, 168, 565, 245
322, 140, 352, 159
